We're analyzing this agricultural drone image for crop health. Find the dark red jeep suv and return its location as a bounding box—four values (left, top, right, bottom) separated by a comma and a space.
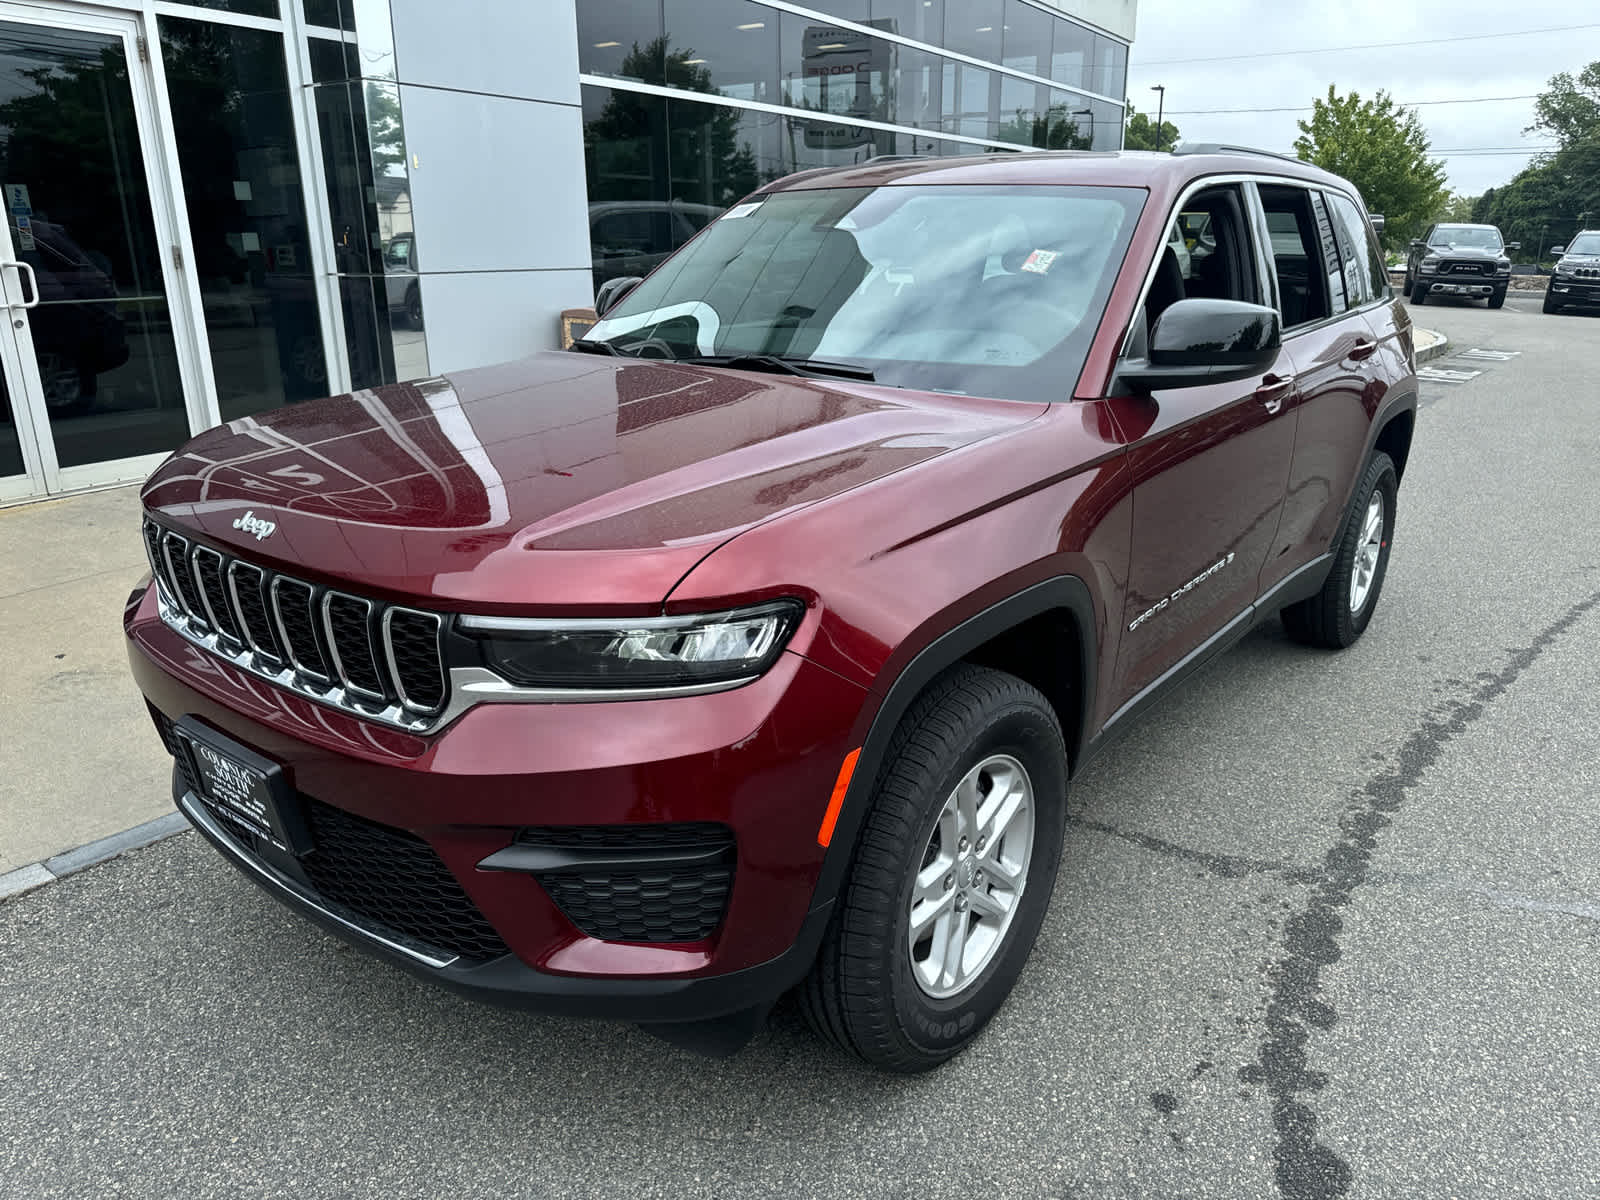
126, 149, 1416, 1071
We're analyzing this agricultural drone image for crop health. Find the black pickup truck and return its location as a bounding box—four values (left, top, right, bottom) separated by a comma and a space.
1404, 222, 1518, 308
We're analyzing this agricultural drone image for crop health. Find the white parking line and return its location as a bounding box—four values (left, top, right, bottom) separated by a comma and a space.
1418, 366, 1485, 383
1457, 349, 1522, 361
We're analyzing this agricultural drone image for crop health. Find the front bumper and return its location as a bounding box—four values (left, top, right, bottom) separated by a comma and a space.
1549, 278, 1600, 305
1419, 275, 1504, 297
127, 584, 869, 1021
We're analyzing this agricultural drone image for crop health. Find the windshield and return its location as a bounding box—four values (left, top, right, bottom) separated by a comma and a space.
581, 184, 1145, 402
1565, 233, 1600, 255
1428, 226, 1502, 251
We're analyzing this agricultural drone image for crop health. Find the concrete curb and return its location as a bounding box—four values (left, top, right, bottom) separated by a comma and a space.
1414, 329, 1450, 365
0, 811, 189, 902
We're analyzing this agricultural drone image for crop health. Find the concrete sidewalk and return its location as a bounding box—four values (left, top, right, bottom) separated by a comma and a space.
0, 485, 175, 880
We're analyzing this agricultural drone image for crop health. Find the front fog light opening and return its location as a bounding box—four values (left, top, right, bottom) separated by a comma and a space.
458, 600, 805, 691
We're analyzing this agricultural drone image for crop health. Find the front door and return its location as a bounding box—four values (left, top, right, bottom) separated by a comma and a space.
0, 3, 197, 502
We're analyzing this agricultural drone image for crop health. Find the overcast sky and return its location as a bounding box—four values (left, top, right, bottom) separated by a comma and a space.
1125, 0, 1597, 196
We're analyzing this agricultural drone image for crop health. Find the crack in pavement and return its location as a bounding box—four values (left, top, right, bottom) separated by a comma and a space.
1239, 589, 1600, 1200
1071, 816, 1321, 884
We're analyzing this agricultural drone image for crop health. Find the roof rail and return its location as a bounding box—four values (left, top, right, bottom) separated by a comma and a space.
856, 153, 939, 164
1171, 142, 1306, 166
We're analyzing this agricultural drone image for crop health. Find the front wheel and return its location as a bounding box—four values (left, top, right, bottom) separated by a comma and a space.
1543, 291, 1560, 315
799, 665, 1067, 1072
1410, 279, 1428, 306
1488, 287, 1506, 309
1282, 451, 1398, 649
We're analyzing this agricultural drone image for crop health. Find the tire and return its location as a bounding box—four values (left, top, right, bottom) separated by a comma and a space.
1282, 451, 1398, 649
1488, 288, 1506, 309
1543, 291, 1559, 315
1410, 279, 1428, 306
798, 664, 1067, 1072
404, 283, 422, 329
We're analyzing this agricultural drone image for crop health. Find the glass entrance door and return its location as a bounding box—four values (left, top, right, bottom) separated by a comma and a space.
0, 4, 193, 501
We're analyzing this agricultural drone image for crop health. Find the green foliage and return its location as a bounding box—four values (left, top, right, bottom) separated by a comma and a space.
1294, 86, 1448, 251
1525, 62, 1600, 150
1475, 61, 1600, 260
1436, 192, 1479, 223
1123, 104, 1180, 152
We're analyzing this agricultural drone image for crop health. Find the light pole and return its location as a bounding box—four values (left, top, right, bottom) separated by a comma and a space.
1072, 106, 1094, 149
1151, 84, 1166, 152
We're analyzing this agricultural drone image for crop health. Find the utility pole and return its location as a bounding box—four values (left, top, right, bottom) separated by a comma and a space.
1151, 85, 1166, 152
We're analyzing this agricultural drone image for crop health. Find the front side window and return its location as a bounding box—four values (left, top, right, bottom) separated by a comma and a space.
1428, 225, 1502, 251
583, 184, 1145, 402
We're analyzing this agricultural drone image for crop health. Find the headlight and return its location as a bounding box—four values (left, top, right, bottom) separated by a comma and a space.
1555, 262, 1574, 277
1420, 255, 1440, 270
1496, 257, 1512, 273
459, 600, 805, 692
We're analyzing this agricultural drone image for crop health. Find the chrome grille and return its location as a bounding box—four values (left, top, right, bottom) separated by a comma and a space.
142, 516, 450, 730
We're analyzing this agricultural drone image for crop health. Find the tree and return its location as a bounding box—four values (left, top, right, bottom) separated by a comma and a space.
1293, 86, 1448, 251
1123, 104, 1179, 152
1525, 62, 1600, 150
1436, 192, 1479, 223
996, 103, 1094, 150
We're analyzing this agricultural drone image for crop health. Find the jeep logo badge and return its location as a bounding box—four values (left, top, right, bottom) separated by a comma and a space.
232, 510, 277, 541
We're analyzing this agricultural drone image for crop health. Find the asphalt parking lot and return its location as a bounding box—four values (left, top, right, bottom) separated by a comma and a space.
3, 297, 1599, 1200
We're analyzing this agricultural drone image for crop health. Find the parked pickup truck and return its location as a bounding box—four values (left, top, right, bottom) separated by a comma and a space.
1405, 222, 1518, 308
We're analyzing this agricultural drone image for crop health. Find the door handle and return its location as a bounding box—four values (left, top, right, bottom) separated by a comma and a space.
1, 260, 38, 310
1348, 337, 1378, 362
1255, 374, 1294, 415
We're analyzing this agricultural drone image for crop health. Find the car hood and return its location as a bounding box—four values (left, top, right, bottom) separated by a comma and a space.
1428, 246, 1504, 260
1558, 255, 1600, 267
141, 352, 1042, 610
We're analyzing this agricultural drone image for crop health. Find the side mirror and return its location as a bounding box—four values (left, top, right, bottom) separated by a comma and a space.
1117, 299, 1282, 393
1551, 245, 1566, 255
1409, 239, 1425, 250
594, 275, 642, 318
1506, 241, 1521, 251
1369, 213, 1386, 234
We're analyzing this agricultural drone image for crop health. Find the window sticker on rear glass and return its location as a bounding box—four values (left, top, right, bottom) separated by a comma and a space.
1021, 249, 1059, 274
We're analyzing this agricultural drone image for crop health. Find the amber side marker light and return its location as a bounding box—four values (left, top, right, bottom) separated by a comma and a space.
817, 748, 861, 848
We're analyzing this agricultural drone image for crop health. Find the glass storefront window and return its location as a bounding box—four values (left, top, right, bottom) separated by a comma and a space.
1000, 0, 1052, 79
941, 0, 1002, 63
578, 0, 666, 84
663, 0, 778, 103
1097, 38, 1128, 100
871, 0, 943, 44
941, 59, 993, 139
161, 17, 327, 419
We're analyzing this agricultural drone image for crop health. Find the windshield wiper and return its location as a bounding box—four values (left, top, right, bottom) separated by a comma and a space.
678, 353, 876, 382
569, 338, 622, 357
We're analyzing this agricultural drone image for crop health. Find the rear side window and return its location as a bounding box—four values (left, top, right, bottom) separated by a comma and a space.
1325, 191, 1388, 305
1258, 185, 1332, 329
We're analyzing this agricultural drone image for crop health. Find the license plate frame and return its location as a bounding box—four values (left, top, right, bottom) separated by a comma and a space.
174, 717, 309, 855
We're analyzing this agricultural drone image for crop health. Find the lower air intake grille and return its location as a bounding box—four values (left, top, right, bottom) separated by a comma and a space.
300, 799, 509, 963
520, 824, 736, 943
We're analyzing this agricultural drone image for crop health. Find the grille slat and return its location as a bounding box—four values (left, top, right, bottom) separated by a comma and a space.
192, 546, 242, 644
384, 609, 446, 713
271, 578, 331, 681
324, 593, 386, 699
161, 532, 209, 627
141, 518, 449, 728
227, 561, 282, 661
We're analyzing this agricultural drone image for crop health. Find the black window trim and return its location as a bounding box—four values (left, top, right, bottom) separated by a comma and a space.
1320, 186, 1393, 312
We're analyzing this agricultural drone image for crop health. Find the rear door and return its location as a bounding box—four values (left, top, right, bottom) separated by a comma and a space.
1107, 182, 1299, 711
1257, 183, 1389, 595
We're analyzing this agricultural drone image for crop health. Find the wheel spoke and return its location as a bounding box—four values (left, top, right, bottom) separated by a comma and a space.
940, 908, 970, 987
910, 890, 955, 940
968, 886, 1010, 920
913, 859, 951, 907
955, 770, 982, 842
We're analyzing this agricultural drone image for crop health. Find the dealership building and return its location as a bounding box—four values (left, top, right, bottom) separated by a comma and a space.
0, 0, 1135, 506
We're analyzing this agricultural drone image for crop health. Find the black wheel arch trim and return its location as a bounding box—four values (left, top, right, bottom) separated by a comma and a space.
804, 575, 1098, 920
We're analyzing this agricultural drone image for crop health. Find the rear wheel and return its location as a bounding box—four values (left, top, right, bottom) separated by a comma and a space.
799, 665, 1067, 1072
1282, 451, 1397, 649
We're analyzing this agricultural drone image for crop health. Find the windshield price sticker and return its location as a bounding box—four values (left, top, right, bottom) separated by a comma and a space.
721, 202, 763, 220
1021, 249, 1059, 274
